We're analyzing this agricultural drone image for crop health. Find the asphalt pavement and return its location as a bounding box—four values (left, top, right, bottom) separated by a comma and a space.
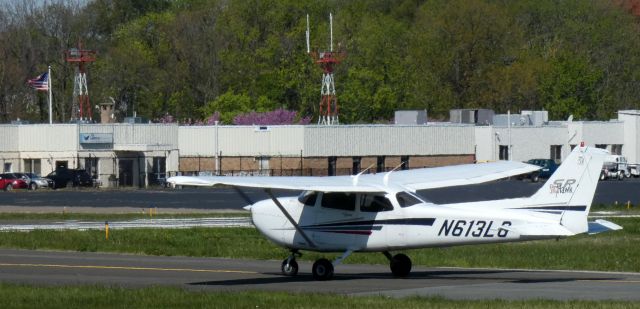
0, 178, 638, 211
0, 249, 638, 300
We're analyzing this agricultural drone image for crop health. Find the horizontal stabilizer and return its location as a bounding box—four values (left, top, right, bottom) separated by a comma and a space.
500, 223, 574, 237
587, 219, 623, 235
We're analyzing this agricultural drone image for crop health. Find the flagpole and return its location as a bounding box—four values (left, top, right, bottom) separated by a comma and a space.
48, 65, 52, 124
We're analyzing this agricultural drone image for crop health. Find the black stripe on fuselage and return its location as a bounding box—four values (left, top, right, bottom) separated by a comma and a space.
510, 205, 587, 211
302, 218, 436, 229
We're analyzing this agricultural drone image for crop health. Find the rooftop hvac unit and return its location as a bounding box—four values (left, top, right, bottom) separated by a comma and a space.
394, 110, 427, 125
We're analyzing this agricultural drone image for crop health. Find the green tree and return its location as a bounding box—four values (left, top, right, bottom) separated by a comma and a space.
201, 91, 252, 124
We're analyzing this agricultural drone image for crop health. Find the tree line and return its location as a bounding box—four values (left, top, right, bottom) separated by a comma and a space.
1, 0, 640, 124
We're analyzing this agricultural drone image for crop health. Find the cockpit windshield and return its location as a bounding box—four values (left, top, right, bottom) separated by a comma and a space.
298, 191, 318, 207
396, 192, 426, 208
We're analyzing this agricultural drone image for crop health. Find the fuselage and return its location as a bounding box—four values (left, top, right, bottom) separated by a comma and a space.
250, 190, 560, 252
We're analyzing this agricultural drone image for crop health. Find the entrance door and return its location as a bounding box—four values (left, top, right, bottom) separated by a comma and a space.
118, 159, 134, 186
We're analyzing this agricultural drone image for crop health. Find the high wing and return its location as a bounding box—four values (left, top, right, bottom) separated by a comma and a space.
167, 160, 540, 193
385, 160, 540, 191
167, 174, 382, 192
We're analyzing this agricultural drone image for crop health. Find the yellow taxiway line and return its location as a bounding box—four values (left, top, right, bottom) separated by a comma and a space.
0, 262, 257, 274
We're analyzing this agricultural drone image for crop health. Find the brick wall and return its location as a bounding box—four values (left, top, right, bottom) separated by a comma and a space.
179, 154, 475, 174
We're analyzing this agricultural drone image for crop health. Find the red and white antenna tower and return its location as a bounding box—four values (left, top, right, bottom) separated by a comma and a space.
308, 13, 344, 125
65, 40, 96, 121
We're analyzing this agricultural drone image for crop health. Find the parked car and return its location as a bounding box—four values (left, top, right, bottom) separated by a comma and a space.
0, 173, 28, 191
522, 159, 559, 182
46, 169, 93, 189
12, 172, 51, 190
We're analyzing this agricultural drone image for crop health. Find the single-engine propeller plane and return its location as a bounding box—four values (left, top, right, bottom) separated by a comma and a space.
167, 144, 621, 280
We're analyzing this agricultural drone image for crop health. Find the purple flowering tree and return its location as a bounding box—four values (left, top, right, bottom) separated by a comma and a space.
233, 109, 311, 125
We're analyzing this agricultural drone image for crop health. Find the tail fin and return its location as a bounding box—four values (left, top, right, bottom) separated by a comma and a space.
527, 145, 607, 234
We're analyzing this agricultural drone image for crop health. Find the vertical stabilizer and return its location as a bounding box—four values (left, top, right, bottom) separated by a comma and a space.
527, 145, 607, 233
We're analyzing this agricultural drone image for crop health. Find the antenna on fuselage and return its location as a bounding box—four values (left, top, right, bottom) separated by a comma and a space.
352, 163, 376, 186
383, 162, 406, 187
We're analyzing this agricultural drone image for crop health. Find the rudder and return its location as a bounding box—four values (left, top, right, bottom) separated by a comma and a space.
528, 145, 607, 233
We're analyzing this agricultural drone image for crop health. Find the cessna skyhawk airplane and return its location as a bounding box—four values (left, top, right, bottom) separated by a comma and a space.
167, 144, 621, 280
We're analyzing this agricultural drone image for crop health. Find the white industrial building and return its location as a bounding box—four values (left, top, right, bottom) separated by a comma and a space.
1, 110, 638, 188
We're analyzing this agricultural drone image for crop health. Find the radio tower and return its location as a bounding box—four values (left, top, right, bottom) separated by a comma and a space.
65, 41, 96, 121
307, 13, 344, 125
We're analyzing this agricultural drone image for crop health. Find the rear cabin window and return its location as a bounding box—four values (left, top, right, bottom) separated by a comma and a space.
321, 192, 356, 211
396, 192, 424, 208
298, 191, 318, 207
360, 194, 393, 212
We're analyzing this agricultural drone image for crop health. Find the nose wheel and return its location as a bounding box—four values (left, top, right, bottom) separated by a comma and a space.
281, 259, 299, 276
281, 250, 301, 276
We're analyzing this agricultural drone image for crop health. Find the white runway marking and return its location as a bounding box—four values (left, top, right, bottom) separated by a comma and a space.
0, 217, 253, 231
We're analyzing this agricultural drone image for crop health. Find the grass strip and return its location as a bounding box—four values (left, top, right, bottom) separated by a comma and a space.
0, 218, 637, 272
0, 284, 637, 309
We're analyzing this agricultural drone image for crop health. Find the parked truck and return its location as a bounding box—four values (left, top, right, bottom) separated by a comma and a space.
600, 155, 631, 180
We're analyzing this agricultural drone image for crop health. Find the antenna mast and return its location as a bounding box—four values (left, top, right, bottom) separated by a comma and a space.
307, 13, 344, 125
65, 40, 96, 122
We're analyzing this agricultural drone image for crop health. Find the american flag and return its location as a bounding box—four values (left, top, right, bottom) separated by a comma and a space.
28, 72, 49, 91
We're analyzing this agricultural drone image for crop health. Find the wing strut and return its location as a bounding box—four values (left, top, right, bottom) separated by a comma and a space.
232, 186, 256, 205
264, 189, 316, 248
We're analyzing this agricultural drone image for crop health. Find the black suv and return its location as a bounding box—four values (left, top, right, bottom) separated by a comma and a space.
46, 169, 93, 189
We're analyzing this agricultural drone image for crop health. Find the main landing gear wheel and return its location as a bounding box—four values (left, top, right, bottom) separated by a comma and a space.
312, 258, 334, 281
281, 258, 299, 276
390, 253, 412, 277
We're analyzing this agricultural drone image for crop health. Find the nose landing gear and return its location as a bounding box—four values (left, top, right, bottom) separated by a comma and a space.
281, 250, 301, 276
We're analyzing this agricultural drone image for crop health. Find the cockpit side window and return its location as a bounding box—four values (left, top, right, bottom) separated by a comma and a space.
321, 192, 356, 211
360, 194, 393, 212
396, 192, 424, 208
298, 191, 318, 207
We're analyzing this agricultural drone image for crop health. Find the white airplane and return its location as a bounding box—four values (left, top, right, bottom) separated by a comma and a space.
167, 144, 621, 280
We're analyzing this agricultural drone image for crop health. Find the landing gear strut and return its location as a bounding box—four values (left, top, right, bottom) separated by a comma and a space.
384, 251, 412, 277
281, 250, 301, 276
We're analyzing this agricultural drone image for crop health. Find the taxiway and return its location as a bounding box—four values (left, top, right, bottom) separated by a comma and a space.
0, 249, 638, 300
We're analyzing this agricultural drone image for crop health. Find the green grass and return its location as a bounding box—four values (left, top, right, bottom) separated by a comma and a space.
0, 284, 637, 308
0, 212, 248, 221
591, 203, 640, 213
0, 218, 637, 272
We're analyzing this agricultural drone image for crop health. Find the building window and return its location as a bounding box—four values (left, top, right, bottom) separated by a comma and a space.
595, 144, 607, 149
352, 157, 361, 175
570, 144, 577, 151
84, 157, 99, 179
328, 156, 337, 176
400, 156, 409, 170
23, 159, 41, 175
3, 162, 11, 172
550, 145, 562, 163
611, 144, 623, 155
376, 156, 385, 173
499, 145, 509, 160
149, 157, 166, 185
